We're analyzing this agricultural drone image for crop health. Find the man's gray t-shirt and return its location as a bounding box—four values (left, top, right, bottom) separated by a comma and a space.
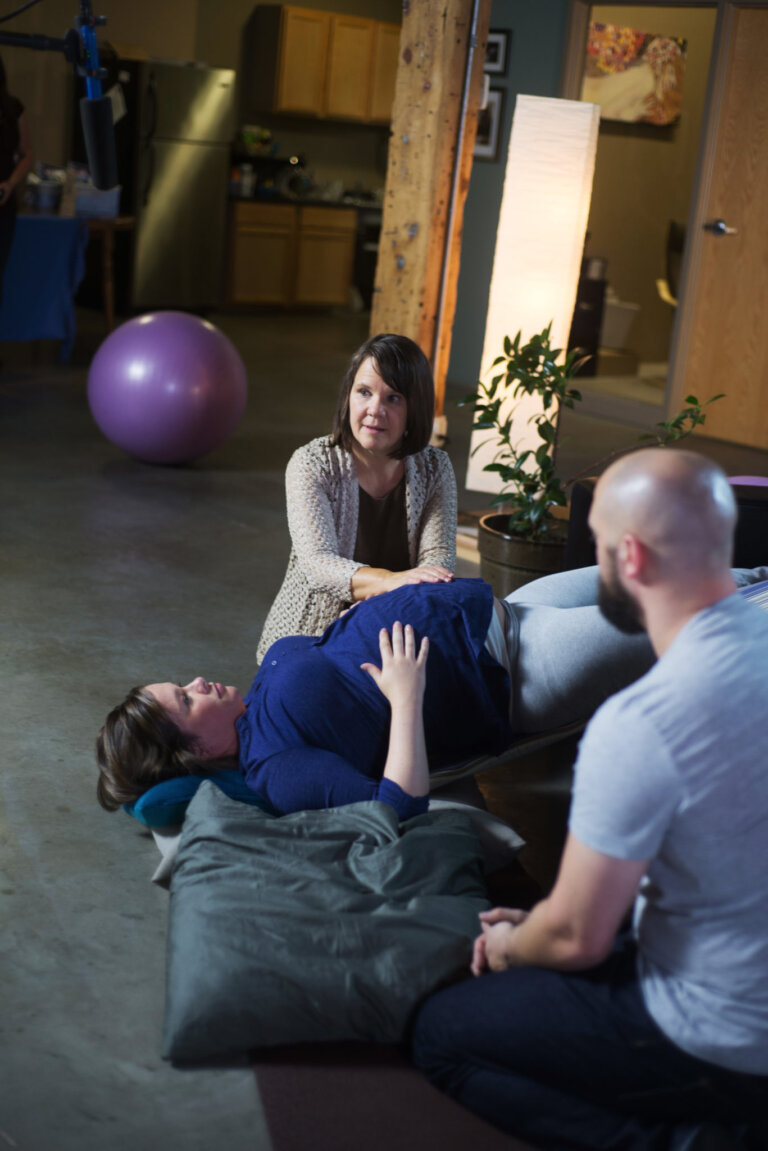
570, 593, 768, 1074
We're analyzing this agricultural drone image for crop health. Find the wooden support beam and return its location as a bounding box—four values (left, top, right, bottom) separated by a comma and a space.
370, 0, 491, 418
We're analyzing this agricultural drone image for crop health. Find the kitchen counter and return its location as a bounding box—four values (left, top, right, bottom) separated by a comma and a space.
230, 192, 382, 214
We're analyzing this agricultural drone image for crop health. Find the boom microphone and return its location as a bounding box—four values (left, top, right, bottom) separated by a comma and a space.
79, 94, 118, 189
0, 3, 118, 188
77, 2, 117, 190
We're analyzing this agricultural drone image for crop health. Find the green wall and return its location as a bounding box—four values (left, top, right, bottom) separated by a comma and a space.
448, 0, 570, 387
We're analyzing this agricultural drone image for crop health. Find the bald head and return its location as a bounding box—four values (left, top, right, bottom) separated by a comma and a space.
591, 449, 736, 578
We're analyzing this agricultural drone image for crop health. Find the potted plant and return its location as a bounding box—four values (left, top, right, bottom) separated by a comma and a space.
460, 323, 722, 596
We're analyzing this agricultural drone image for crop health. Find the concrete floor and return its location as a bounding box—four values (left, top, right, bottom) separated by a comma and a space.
2, 307, 767, 1151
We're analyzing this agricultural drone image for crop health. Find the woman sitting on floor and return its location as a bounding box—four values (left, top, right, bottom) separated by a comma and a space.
255, 332, 458, 664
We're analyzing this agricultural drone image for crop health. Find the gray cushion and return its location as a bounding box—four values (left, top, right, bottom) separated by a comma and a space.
163, 783, 490, 1064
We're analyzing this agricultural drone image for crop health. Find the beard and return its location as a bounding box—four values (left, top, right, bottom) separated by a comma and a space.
597, 556, 646, 635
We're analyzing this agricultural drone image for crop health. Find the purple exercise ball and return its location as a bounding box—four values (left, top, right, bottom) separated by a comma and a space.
87, 312, 248, 464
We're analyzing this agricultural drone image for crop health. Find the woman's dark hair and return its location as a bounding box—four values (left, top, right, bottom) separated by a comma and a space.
331, 332, 435, 459
96, 686, 235, 811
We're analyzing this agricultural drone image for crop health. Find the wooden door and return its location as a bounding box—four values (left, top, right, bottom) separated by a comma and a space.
368, 23, 401, 123
275, 6, 330, 116
669, 4, 768, 448
325, 14, 375, 121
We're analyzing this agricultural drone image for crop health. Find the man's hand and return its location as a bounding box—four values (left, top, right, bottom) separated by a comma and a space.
470, 836, 649, 975
471, 908, 529, 975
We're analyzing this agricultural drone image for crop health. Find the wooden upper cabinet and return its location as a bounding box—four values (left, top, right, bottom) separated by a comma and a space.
246, 5, 400, 123
325, 15, 375, 121
368, 22, 400, 123
275, 6, 331, 115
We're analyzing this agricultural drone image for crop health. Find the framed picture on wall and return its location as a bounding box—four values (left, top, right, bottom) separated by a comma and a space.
485, 30, 509, 75
474, 88, 504, 162
581, 23, 686, 125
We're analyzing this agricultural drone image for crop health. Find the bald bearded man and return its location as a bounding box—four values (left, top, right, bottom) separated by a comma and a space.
412, 450, 768, 1151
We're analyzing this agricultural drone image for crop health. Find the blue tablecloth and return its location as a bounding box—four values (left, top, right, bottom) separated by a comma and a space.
0, 215, 90, 362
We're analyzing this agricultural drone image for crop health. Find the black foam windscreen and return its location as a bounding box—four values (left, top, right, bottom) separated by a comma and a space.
564, 479, 768, 573
79, 95, 118, 190
730, 485, 768, 569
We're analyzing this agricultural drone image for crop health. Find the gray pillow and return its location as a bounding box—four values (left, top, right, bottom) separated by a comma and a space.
163, 783, 490, 1065
150, 796, 523, 888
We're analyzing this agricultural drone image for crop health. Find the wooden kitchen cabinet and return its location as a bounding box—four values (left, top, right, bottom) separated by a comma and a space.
228, 201, 356, 308
245, 5, 399, 124
229, 202, 296, 305
325, 15, 374, 122
275, 6, 330, 115
295, 206, 357, 305
368, 22, 400, 123
247, 5, 330, 118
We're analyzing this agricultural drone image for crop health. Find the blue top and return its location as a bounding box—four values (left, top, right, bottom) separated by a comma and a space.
237, 578, 513, 815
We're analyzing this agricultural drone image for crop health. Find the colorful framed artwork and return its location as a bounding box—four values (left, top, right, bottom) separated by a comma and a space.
485, 30, 509, 76
474, 88, 504, 162
581, 22, 687, 126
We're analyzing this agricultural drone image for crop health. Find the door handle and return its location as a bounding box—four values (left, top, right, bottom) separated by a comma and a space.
703, 218, 738, 236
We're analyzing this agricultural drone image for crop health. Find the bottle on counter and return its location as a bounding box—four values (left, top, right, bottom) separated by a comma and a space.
240, 163, 255, 199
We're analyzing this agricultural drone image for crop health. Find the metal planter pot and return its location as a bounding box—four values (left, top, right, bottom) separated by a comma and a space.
477, 512, 567, 598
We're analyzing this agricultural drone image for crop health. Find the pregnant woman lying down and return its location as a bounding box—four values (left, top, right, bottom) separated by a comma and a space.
96, 568, 676, 820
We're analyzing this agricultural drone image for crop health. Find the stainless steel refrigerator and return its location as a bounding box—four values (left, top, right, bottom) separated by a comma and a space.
73, 58, 236, 312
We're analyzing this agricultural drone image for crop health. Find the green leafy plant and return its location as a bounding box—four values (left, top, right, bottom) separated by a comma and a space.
640, 394, 725, 443
460, 322, 724, 542
573, 392, 726, 486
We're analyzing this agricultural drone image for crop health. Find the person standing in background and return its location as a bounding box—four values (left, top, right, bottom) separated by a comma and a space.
0, 55, 33, 307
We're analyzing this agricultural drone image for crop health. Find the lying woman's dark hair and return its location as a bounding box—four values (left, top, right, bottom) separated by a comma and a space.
332, 332, 435, 459
96, 686, 235, 811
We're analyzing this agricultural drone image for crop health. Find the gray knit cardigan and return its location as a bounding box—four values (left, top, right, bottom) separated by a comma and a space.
256, 435, 458, 662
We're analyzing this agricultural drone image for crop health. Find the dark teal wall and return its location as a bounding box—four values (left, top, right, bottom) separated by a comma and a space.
448, 0, 570, 387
